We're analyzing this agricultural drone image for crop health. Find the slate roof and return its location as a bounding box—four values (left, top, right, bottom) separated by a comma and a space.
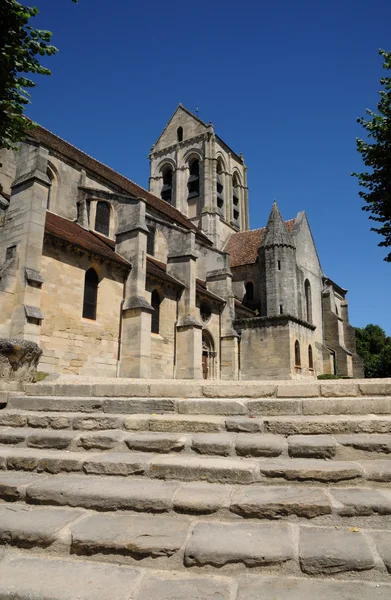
29, 125, 212, 246
225, 219, 295, 268
44, 212, 131, 268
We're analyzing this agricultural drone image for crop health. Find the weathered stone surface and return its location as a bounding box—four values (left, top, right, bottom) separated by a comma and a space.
78, 431, 125, 450
276, 384, 319, 398
264, 415, 391, 435
149, 382, 202, 398
288, 435, 336, 459
0, 503, 82, 547
136, 574, 232, 600
332, 488, 391, 516
185, 522, 293, 567
1, 448, 39, 471
299, 526, 375, 574
0, 411, 27, 427
0, 471, 47, 501
237, 576, 391, 600
225, 416, 263, 433
103, 398, 175, 414
359, 381, 391, 396
371, 531, 391, 572
363, 460, 391, 482
83, 452, 152, 476
230, 486, 332, 519
303, 397, 391, 416
0, 338, 42, 382
235, 433, 284, 457
247, 399, 300, 415
173, 482, 231, 514
92, 382, 149, 397
0, 428, 27, 445
28, 413, 72, 429
0, 554, 142, 599
150, 455, 258, 484
320, 382, 360, 397
337, 434, 391, 454
125, 432, 186, 453
259, 459, 362, 482
8, 396, 105, 413
191, 433, 235, 456
37, 450, 86, 474
149, 415, 224, 433
123, 415, 151, 431
71, 513, 189, 557
27, 430, 75, 450
202, 383, 277, 398
177, 398, 247, 416
73, 414, 122, 430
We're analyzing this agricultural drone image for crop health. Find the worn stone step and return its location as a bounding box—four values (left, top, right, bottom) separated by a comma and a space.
0, 503, 390, 578
265, 415, 391, 435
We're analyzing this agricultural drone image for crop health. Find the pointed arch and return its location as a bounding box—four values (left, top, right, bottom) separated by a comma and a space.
95, 201, 111, 236
151, 289, 161, 334
304, 279, 312, 324
294, 340, 301, 367
82, 268, 99, 320
308, 344, 314, 370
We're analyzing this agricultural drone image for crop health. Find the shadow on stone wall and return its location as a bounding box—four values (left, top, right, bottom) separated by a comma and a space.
0, 339, 42, 382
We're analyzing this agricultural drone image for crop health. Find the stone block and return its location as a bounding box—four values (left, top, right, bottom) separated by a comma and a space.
150, 454, 259, 484
125, 432, 186, 453
0, 412, 27, 427
0, 471, 48, 501
247, 399, 301, 415
71, 513, 189, 558
302, 397, 391, 415
264, 415, 391, 435
230, 485, 332, 519
320, 382, 360, 397
191, 433, 235, 456
337, 434, 391, 454
359, 381, 391, 396
37, 451, 86, 474
362, 460, 391, 482
83, 452, 152, 476
28, 414, 72, 429
288, 435, 337, 459
26, 430, 75, 450
236, 433, 284, 457
0, 428, 27, 445
276, 384, 319, 398
149, 415, 224, 433
149, 382, 202, 398
371, 531, 391, 572
184, 522, 294, 567
73, 414, 121, 430
331, 488, 391, 516
299, 526, 375, 574
259, 459, 362, 482
78, 431, 125, 450
136, 574, 232, 600
177, 398, 247, 415
103, 398, 175, 414
202, 383, 277, 398
173, 481, 231, 514
225, 416, 263, 433
92, 382, 150, 397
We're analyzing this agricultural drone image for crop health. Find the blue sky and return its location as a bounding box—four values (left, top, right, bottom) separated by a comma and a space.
29, 0, 391, 334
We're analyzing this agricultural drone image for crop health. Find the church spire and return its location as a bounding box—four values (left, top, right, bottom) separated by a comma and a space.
263, 201, 295, 248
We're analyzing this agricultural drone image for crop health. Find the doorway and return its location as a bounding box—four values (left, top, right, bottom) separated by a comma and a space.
202, 330, 216, 379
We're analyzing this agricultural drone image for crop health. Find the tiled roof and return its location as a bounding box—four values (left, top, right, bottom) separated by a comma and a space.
224, 219, 295, 268
44, 212, 130, 267
29, 125, 212, 246
147, 256, 184, 289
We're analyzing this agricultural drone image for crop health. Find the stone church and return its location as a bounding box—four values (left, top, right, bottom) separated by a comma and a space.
0, 105, 363, 380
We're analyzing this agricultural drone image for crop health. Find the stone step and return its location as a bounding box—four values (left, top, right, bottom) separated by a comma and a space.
0, 426, 390, 461
2, 470, 391, 526
1, 445, 391, 484
0, 551, 390, 600
0, 503, 389, 579
6, 394, 391, 415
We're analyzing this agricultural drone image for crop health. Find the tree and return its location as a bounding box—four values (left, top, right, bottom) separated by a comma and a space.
0, 1, 78, 150
353, 49, 391, 262
355, 324, 391, 378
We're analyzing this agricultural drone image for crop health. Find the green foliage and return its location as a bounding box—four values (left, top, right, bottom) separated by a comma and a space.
352, 50, 391, 262
32, 371, 49, 383
317, 374, 352, 380
355, 324, 391, 378
0, 0, 78, 150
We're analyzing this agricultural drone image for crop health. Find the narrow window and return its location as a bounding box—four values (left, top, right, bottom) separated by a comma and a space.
188, 159, 200, 198
95, 201, 110, 236
232, 173, 240, 224
147, 227, 155, 256
295, 340, 301, 367
279, 304, 283, 315
177, 126, 183, 142
304, 279, 312, 323
151, 290, 161, 334
245, 281, 254, 303
308, 344, 314, 369
83, 268, 99, 320
216, 159, 224, 214
278, 260, 281, 271
6, 245, 16, 260
161, 166, 173, 203
46, 167, 55, 210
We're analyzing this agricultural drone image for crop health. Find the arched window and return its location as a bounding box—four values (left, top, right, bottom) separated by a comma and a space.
95, 202, 110, 236
304, 279, 312, 323
244, 281, 254, 303
232, 173, 240, 224
46, 166, 55, 210
82, 268, 99, 320
308, 344, 314, 370
161, 166, 173, 203
294, 340, 301, 367
216, 159, 224, 214
188, 158, 200, 198
147, 226, 155, 256
151, 290, 161, 334
177, 126, 183, 142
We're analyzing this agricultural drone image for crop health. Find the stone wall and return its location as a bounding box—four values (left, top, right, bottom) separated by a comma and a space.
39, 244, 123, 376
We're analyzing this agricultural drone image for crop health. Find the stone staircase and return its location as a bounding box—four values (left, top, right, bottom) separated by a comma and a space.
0, 378, 390, 599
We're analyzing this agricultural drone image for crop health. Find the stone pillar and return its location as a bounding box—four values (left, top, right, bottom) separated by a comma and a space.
167, 231, 202, 379
206, 260, 239, 380
5, 142, 50, 343
115, 198, 152, 378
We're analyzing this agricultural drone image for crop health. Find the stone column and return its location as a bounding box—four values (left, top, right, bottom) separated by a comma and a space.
115, 198, 152, 378
167, 231, 202, 379
206, 260, 239, 380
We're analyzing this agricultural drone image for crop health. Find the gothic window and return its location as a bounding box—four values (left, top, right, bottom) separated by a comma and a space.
161, 166, 173, 203
151, 289, 161, 334
232, 173, 240, 224
216, 159, 224, 215
147, 227, 155, 256
304, 279, 312, 323
177, 127, 183, 142
244, 281, 254, 303
82, 268, 99, 320
200, 302, 212, 324
95, 201, 110, 236
295, 340, 301, 367
46, 166, 55, 210
308, 344, 314, 369
188, 158, 200, 198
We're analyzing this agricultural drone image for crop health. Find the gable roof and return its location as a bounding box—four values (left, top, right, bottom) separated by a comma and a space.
44, 212, 130, 267
224, 219, 295, 268
29, 125, 212, 246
